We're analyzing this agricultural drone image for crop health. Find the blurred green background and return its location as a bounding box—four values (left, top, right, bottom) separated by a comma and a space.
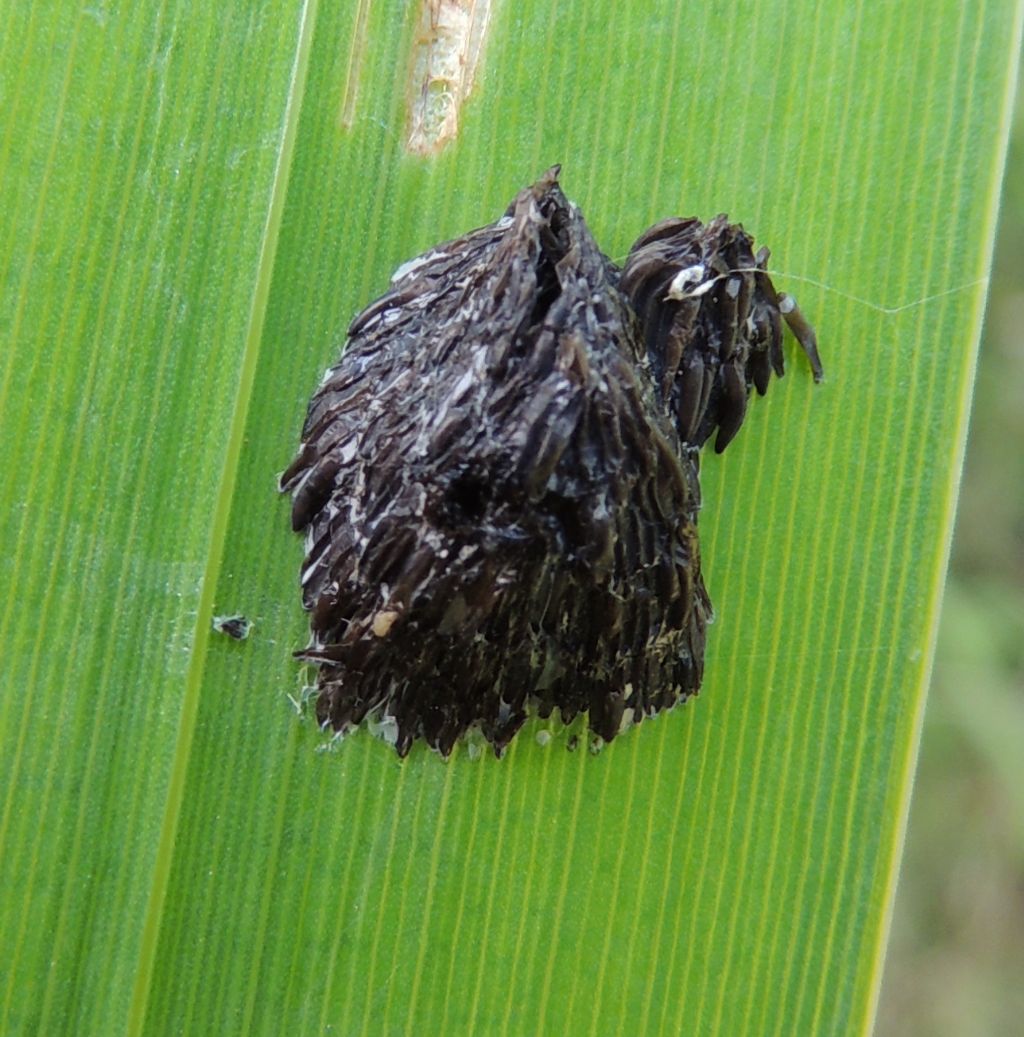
877, 78, 1024, 1035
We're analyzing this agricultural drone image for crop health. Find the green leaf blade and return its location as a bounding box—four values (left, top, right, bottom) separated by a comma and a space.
2, 1, 1021, 1034
0, 2, 310, 1032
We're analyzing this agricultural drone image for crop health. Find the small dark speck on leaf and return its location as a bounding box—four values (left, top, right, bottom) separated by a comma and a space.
213, 614, 252, 641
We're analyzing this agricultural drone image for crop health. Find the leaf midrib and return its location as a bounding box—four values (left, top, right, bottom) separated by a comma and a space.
124, 3, 321, 1032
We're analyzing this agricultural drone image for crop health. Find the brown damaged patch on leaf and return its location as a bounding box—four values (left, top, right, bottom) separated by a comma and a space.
339, 0, 373, 130
407, 0, 493, 155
